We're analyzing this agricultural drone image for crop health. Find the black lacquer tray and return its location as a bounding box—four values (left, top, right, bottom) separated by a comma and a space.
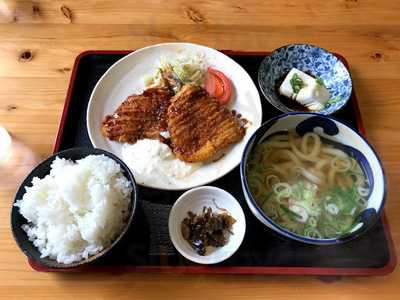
29, 50, 396, 275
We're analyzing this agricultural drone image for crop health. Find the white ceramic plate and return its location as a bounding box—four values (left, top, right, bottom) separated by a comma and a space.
87, 42, 262, 190
168, 186, 246, 264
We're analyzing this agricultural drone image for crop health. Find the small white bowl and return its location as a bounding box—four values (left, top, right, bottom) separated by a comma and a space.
168, 186, 246, 264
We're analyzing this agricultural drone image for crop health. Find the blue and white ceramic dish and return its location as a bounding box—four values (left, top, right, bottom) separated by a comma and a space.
258, 44, 352, 115
240, 113, 386, 245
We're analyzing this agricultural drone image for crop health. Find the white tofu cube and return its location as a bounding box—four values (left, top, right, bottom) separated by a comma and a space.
279, 68, 330, 111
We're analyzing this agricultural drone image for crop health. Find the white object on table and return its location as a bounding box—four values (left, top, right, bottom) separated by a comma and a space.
0, 125, 12, 164
168, 186, 246, 264
279, 67, 330, 111
87, 42, 262, 190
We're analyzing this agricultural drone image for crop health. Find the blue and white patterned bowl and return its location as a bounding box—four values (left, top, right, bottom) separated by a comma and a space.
258, 44, 352, 115
240, 113, 386, 245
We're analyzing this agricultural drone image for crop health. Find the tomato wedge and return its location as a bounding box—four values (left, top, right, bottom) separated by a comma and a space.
204, 67, 232, 104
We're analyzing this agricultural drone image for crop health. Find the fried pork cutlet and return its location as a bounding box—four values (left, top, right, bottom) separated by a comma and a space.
101, 87, 173, 144
167, 85, 245, 163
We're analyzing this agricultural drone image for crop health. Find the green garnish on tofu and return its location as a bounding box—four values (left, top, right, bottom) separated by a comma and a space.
315, 76, 325, 87
290, 73, 304, 94
326, 96, 342, 106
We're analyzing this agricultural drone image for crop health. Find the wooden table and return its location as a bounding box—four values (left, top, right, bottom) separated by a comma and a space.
0, 0, 399, 299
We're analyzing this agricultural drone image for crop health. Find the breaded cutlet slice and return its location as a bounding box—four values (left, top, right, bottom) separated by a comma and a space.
167, 84, 245, 162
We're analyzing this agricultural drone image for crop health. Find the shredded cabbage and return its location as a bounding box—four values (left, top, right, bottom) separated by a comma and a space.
145, 52, 207, 88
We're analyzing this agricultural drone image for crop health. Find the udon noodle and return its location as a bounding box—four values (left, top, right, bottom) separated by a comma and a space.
246, 131, 369, 239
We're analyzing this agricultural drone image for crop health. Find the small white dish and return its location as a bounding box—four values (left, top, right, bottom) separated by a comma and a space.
168, 186, 246, 264
87, 42, 262, 190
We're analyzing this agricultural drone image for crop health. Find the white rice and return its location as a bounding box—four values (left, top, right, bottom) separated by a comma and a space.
14, 154, 132, 264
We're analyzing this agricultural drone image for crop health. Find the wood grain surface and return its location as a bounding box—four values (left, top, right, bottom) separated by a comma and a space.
0, 0, 399, 299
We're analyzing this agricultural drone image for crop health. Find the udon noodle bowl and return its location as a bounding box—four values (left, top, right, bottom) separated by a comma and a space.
246, 131, 369, 239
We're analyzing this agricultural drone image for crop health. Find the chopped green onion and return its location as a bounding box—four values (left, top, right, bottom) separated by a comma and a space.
304, 227, 322, 238
279, 204, 302, 220
290, 73, 304, 94
308, 216, 317, 227
315, 76, 325, 87
326, 96, 341, 106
